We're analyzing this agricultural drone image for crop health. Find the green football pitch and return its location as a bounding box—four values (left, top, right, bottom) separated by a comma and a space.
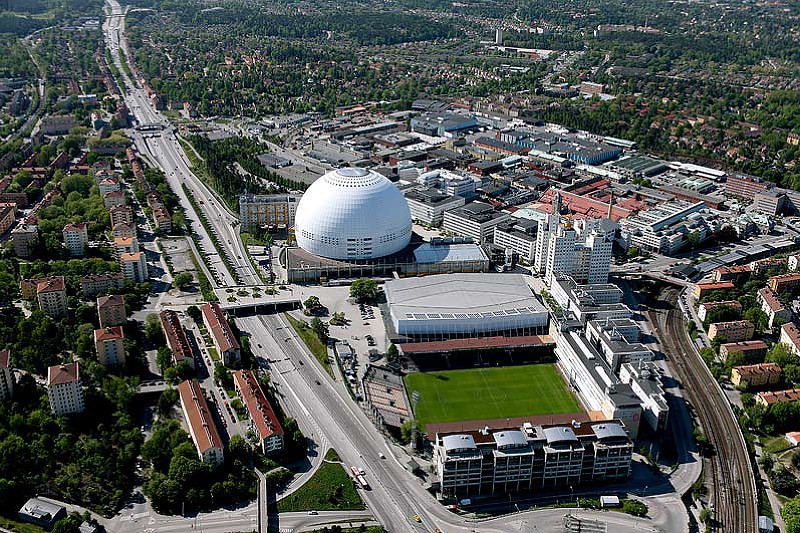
403, 364, 582, 427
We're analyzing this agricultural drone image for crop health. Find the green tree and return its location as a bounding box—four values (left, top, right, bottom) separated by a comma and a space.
157, 387, 178, 417
173, 272, 194, 290
214, 362, 233, 389
743, 307, 768, 333
157, 346, 173, 372
145, 314, 165, 345
386, 343, 399, 363
349, 278, 379, 303
303, 295, 324, 315
310, 317, 329, 343
186, 305, 202, 323
766, 343, 795, 367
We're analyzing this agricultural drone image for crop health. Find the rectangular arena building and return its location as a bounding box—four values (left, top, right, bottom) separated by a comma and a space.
384, 273, 549, 341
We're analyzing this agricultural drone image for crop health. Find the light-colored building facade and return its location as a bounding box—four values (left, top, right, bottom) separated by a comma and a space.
113, 236, 139, 259
94, 326, 126, 367
37, 276, 68, 318
11, 224, 38, 257
238, 193, 301, 231
442, 201, 511, 244
120, 251, 148, 282
731, 363, 782, 390
47, 362, 84, 416
618, 361, 669, 432
80, 272, 125, 298
62, 222, 88, 257
758, 287, 791, 329
433, 421, 633, 500
404, 188, 466, 226
707, 320, 755, 342
780, 322, 800, 356
97, 294, 126, 328
493, 219, 538, 263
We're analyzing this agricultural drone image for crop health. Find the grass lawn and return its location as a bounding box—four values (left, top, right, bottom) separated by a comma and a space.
0, 516, 49, 533
763, 435, 792, 456
277, 449, 365, 512
404, 364, 582, 427
284, 313, 332, 376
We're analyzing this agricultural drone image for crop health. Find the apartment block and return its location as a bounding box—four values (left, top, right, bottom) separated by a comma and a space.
707, 320, 755, 342
693, 281, 735, 300
433, 420, 632, 500
109, 205, 134, 226
113, 236, 139, 259
697, 300, 742, 322
97, 294, 126, 328
442, 201, 511, 244
120, 251, 148, 282
731, 363, 782, 390
493, 219, 538, 263
160, 310, 194, 368
111, 223, 136, 239
178, 379, 224, 465
11, 223, 38, 257
80, 272, 125, 298
94, 326, 126, 367
780, 322, 800, 356
768, 273, 800, 295
36, 276, 68, 318
202, 303, 240, 366
719, 340, 768, 362
233, 369, 284, 455
62, 222, 88, 257
758, 287, 791, 329
756, 388, 800, 407
47, 363, 84, 416
619, 361, 669, 432
238, 193, 301, 231
404, 188, 466, 226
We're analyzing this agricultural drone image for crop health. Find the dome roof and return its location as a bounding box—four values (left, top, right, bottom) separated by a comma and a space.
294, 167, 412, 260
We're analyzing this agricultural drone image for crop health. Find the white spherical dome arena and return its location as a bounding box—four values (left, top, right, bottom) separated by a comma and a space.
294, 167, 412, 260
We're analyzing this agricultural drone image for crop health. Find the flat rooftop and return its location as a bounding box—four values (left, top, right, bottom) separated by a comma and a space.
385, 273, 546, 318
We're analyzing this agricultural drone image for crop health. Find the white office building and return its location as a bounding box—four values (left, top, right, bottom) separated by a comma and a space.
404, 188, 466, 226
442, 201, 511, 244
47, 363, 85, 416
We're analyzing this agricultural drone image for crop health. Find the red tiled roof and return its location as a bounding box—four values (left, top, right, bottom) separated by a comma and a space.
94, 326, 123, 342
97, 294, 124, 309
202, 303, 240, 353
178, 379, 223, 453
758, 287, 785, 312
733, 362, 781, 378
233, 369, 283, 440
48, 362, 80, 385
37, 276, 65, 294
159, 310, 192, 364
758, 388, 800, 405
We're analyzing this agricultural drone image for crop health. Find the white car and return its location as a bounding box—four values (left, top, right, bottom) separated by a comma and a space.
378, 452, 386, 459
307, 510, 318, 515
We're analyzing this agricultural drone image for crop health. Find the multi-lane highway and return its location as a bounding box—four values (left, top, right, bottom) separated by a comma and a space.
104, 0, 259, 287
102, 3, 698, 531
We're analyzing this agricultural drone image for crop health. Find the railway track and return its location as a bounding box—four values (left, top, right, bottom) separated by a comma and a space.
648, 287, 758, 533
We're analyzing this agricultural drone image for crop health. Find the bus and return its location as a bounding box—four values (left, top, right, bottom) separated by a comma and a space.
351, 466, 370, 489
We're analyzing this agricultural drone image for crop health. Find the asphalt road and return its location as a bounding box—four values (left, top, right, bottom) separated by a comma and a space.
102, 3, 688, 531
104, 0, 259, 287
